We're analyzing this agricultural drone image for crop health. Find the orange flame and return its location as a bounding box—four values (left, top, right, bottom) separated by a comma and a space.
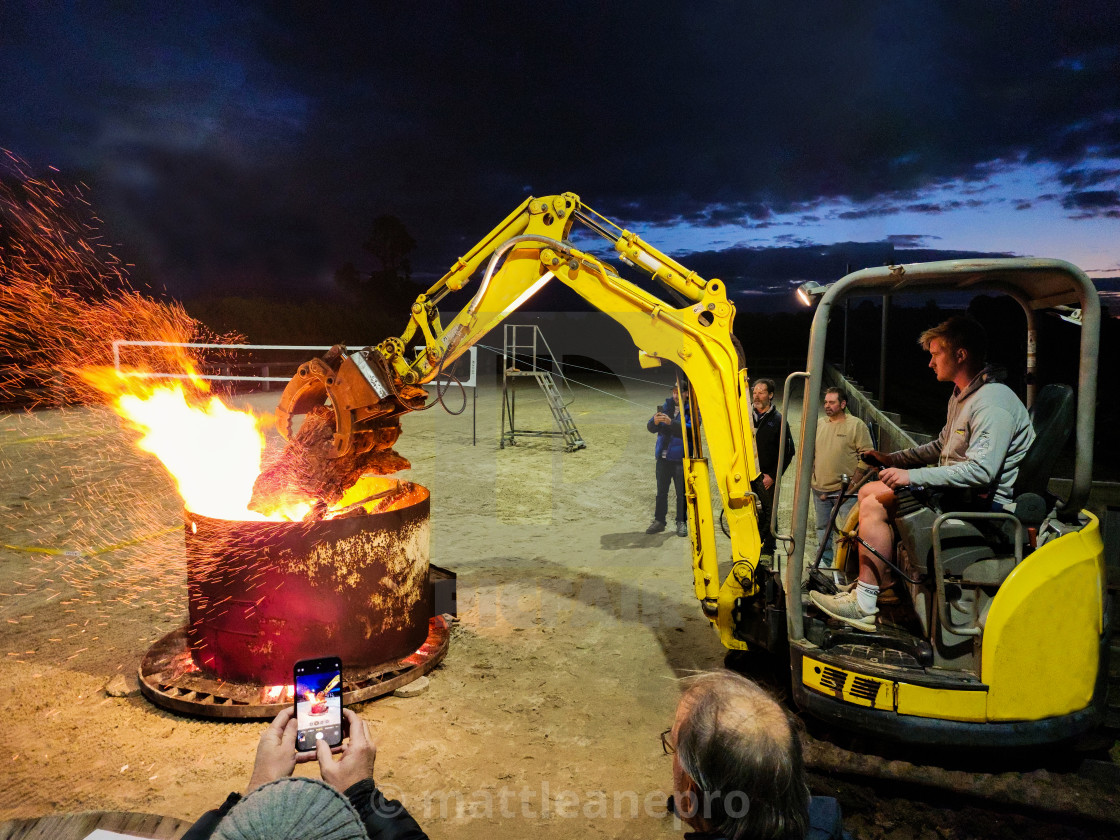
81, 367, 311, 521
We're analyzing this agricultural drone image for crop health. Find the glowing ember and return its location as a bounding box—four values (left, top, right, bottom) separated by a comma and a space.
0, 149, 239, 409
2, 151, 411, 530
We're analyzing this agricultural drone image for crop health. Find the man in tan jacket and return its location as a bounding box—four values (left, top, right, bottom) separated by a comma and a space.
810, 386, 873, 572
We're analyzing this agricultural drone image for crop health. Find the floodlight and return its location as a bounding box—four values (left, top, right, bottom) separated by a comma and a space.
1054, 305, 1083, 327
796, 280, 826, 306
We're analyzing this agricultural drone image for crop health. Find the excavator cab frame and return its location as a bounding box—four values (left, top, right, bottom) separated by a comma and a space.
772, 259, 1108, 746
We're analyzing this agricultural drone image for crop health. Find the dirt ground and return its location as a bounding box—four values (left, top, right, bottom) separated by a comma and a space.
1, 375, 787, 838
2, 374, 1116, 840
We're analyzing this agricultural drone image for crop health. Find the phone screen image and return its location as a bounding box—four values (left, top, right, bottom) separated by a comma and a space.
294, 657, 343, 751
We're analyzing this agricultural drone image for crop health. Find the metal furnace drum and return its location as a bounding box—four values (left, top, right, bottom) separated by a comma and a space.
184, 485, 430, 685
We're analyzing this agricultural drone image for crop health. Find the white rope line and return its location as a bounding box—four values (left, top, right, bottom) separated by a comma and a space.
475, 344, 658, 409
565, 377, 652, 409
474, 342, 672, 387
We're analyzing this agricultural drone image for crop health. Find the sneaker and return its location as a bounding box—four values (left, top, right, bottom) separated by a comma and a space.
645, 520, 666, 535
808, 590, 878, 632
676, 521, 688, 537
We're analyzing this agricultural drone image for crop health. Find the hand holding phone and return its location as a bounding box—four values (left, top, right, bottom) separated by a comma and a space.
294, 657, 343, 752
246, 707, 300, 793
317, 707, 378, 793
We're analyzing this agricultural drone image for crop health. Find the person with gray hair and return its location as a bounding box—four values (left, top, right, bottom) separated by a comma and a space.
182, 706, 427, 840
663, 670, 849, 840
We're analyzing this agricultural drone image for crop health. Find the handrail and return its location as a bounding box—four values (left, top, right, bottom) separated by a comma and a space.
772, 370, 809, 545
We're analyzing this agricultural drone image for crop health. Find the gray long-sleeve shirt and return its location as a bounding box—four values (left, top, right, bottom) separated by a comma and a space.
891, 368, 1035, 506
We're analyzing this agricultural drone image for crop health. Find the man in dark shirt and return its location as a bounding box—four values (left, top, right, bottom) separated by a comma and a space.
752, 378, 794, 556
647, 384, 690, 537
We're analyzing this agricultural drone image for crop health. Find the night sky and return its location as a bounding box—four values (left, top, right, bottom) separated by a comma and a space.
3, 2, 1119, 309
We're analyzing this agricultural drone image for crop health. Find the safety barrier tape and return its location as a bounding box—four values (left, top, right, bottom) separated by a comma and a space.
0, 429, 115, 446
2, 525, 181, 558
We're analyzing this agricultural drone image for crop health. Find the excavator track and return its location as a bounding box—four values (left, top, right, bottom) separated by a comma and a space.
1106, 583, 1120, 730
806, 754, 1120, 838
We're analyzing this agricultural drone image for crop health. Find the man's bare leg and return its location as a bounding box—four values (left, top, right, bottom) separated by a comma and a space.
856, 480, 897, 589
808, 481, 897, 631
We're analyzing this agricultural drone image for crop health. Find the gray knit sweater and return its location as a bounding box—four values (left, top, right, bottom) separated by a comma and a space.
891, 368, 1035, 506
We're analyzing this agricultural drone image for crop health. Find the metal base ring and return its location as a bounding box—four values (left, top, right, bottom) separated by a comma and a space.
139, 615, 451, 719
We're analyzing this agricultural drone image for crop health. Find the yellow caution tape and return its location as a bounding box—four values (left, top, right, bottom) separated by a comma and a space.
2, 525, 180, 558
0, 429, 115, 446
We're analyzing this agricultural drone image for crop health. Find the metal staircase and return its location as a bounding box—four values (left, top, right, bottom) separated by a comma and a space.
500, 325, 585, 452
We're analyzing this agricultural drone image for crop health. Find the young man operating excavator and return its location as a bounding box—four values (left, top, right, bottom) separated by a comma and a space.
809, 315, 1036, 632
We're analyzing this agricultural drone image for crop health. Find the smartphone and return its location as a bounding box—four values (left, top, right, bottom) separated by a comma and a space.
294, 656, 343, 751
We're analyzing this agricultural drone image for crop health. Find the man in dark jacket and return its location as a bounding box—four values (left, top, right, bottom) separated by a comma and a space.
647, 384, 689, 537
752, 378, 795, 556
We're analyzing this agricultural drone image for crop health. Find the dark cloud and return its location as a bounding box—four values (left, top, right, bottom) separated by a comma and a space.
837, 197, 995, 219
906, 199, 990, 214
1061, 189, 1120, 215
887, 234, 941, 246
837, 206, 899, 220
960, 182, 998, 196
772, 234, 817, 248
1, 1, 1119, 296
904, 203, 945, 215
1057, 167, 1120, 189
641, 201, 777, 229
674, 240, 1013, 302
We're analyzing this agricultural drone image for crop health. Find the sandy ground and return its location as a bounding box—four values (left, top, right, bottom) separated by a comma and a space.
1, 375, 814, 838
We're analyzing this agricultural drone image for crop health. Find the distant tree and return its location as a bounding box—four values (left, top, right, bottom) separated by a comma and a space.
362, 215, 416, 282
333, 216, 418, 311
334, 261, 361, 290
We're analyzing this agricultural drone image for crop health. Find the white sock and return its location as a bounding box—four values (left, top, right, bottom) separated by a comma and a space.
855, 581, 880, 614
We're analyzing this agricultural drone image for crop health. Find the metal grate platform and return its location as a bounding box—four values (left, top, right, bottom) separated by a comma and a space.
139, 615, 451, 719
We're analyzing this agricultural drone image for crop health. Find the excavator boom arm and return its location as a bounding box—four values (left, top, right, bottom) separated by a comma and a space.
276, 193, 764, 646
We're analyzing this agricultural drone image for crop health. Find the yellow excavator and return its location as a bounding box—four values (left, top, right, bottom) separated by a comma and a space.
276, 192, 1109, 747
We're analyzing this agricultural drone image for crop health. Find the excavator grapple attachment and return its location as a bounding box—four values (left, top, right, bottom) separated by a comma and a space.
276, 344, 421, 457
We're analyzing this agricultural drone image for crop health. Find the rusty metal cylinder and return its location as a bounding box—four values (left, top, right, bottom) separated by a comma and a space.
184, 487, 430, 685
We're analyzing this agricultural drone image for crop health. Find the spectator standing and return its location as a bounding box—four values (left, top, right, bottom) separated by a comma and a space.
647, 384, 690, 537
810, 387, 872, 570
752, 378, 795, 556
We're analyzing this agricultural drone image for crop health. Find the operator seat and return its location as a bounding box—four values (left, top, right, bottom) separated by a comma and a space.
917, 383, 1075, 582
903, 384, 1077, 642
1012, 383, 1076, 501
